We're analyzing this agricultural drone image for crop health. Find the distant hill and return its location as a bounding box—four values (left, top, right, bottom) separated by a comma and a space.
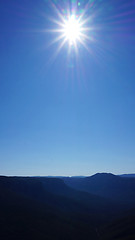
62, 173, 135, 207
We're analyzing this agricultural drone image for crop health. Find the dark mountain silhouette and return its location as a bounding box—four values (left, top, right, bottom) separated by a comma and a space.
62, 173, 135, 207
0, 176, 98, 240
1, 174, 135, 240
0, 176, 122, 221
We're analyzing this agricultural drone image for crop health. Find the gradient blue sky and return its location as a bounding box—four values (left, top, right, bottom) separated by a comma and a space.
0, 0, 135, 176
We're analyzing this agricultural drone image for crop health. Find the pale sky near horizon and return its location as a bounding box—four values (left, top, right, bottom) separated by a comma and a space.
0, 0, 135, 176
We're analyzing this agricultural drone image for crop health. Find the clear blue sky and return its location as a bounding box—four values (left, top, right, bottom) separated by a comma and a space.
0, 0, 135, 176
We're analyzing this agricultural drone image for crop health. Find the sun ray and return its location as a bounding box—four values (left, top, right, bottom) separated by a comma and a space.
48, 38, 67, 65
48, 33, 66, 46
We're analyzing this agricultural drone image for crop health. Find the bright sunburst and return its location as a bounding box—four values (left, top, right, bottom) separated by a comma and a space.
63, 15, 82, 45
48, 4, 91, 56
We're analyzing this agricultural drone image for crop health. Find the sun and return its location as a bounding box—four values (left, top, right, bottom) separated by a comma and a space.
48, 5, 92, 57
63, 15, 81, 45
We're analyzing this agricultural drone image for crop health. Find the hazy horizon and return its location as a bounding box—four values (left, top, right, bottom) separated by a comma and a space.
1, 172, 135, 178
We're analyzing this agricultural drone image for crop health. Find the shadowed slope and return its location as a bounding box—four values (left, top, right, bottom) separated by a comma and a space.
62, 173, 135, 206
1, 175, 135, 240
0, 176, 98, 240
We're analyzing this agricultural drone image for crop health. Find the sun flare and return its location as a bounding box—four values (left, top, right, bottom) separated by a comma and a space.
63, 15, 81, 45
48, 5, 92, 57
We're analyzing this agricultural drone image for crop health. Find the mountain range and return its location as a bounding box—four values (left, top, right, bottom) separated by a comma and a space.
0, 173, 135, 240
